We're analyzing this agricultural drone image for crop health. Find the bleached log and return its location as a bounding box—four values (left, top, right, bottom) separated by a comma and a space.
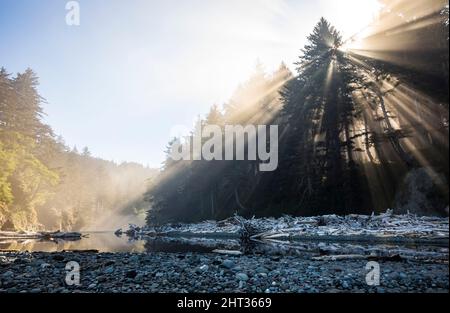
261, 233, 291, 240
0, 230, 83, 240
212, 249, 243, 256
312, 254, 368, 261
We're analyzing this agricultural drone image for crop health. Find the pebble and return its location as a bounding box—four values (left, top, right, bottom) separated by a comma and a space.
222, 260, 235, 269
0, 250, 447, 294
399, 273, 408, 279
236, 273, 249, 281
2, 270, 14, 278
256, 267, 269, 274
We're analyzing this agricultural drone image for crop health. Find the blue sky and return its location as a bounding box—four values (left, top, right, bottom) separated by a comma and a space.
0, 0, 380, 167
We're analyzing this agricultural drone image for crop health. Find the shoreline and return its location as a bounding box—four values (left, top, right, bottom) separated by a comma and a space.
1, 212, 448, 293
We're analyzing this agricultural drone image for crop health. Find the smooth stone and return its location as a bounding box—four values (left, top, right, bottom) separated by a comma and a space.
236, 273, 249, 281
2, 271, 14, 278
256, 267, 269, 274
399, 273, 408, 279
222, 260, 235, 269
129, 255, 139, 263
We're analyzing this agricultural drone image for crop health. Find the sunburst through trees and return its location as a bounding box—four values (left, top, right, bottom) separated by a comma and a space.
146, 0, 449, 225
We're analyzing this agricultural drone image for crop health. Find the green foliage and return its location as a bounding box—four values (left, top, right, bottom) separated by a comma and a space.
0, 67, 61, 230
0, 68, 156, 231
0, 141, 15, 205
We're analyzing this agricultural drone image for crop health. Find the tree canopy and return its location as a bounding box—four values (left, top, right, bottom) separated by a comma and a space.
145, 13, 449, 225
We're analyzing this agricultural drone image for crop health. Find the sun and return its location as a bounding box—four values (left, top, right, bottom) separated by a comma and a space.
324, 0, 382, 40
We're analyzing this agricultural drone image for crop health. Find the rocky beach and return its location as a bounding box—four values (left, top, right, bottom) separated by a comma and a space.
1, 213, 448, 294
0, 250, 448, 293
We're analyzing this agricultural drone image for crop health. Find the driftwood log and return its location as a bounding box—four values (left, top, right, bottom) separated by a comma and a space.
0, 230, 83, 240
212, 249, 243, 256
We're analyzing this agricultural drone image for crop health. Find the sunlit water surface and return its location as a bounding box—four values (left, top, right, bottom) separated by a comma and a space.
0, 232, 448, 262
0, 232, 228, 254
0, 232, 146, 253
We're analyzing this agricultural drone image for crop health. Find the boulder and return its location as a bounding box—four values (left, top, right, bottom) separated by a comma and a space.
0, 219, 17, 232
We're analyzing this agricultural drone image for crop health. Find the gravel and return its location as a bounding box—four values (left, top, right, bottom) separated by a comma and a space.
0, 251, 448, 293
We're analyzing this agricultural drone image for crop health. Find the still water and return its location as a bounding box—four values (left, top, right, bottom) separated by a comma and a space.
0, 232, 144, 253
0, 232, 231, 254
0, 232, 448, 262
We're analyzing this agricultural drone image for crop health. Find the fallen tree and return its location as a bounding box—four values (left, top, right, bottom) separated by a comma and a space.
0, 230, 83, 241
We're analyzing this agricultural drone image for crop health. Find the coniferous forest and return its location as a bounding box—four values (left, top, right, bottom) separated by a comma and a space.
146, 0, 449, 225
0, 69, 157, 231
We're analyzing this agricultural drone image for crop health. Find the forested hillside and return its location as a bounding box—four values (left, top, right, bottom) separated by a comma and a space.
0, 69, 157, 231
146, 0, 449, 225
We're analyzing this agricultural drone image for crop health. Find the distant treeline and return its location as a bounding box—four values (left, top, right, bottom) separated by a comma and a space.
146, 0, 449, 225
0, 69, 157, 231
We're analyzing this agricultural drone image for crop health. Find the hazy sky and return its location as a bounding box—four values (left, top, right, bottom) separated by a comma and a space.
0, 0, 381, 167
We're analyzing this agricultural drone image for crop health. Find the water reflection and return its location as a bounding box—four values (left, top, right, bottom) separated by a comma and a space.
0, 233, 448, 262
0, 232, 146, 253
0, 233, 239, 254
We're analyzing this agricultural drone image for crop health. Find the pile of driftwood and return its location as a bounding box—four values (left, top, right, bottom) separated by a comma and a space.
123, 211, 449, 242
118, 213, 448, 260
0, 230, 83, 241
231, 211, 449, 242
212, 215, 449, 261
115, 225, 143, 238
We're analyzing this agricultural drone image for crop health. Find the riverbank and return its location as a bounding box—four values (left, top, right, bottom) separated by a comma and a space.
0, 251, 448, 293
